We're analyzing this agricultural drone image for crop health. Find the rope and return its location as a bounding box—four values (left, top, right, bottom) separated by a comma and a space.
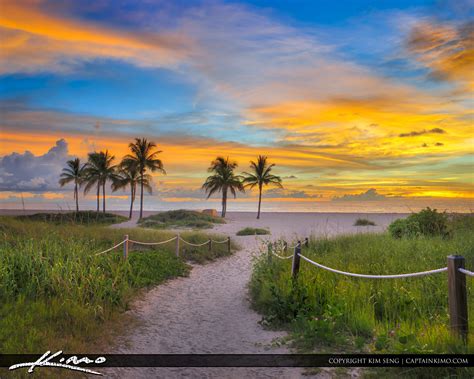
179, 236, 210, 247
288, 242, 301, 249
211, 238, 229, 244
128, 236, 177, 246
297, 253, 448, 279
94, 239, 126, 256
271, 251, 293, 260
459, 268, 474, 277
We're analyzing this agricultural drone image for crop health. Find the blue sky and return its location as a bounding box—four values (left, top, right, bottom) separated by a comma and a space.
0, 0, 472, 210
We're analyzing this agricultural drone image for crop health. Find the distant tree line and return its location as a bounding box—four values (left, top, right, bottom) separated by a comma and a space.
60, 137, 282, 219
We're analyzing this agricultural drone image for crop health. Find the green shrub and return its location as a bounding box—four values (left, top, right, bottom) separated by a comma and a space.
388, 218, 421, 238
354, 218, 376, 226
389, 208, 449, 239
236, 227, 270, 236
411, 207, 449, 237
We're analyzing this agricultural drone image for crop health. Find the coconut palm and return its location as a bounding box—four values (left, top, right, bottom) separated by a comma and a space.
83, 152, 103, 212
202, 156, 244, 217
83, 150, 117, 213
123, 138, 165, 219
112, 160, 153, 219
242, 155, 282, 219
58, 158, 85, 212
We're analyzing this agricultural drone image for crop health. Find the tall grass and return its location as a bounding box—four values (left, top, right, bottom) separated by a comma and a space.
249, 217, 474, 377
0, 216, 233, 354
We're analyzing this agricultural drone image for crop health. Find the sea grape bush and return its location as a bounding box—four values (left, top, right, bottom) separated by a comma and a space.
389, 208, 450, 239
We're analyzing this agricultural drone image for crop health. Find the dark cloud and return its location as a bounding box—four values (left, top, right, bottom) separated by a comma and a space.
282, 175, 298, 179
0, 139, 71, 191
435, 142, 444, 146
332, 188, 388, 201
264, 188, 322, 199
399, 128, 446, 137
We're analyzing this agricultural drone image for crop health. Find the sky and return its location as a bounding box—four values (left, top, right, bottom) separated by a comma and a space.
0, 0, 473, 212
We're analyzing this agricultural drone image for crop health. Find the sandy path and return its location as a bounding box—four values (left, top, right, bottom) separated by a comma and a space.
105, 235, 306, 378
104, 212, 405, 378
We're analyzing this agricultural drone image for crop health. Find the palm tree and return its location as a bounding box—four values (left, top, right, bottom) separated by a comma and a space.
242, 155, 282, 219
59, 158, 85, 212
112, 160, 153, 219
83, 151, 117, 213
99, 150, 117, 213
123, 138, 165, 219
83, 152, 102, 212
202, 156, 244, 217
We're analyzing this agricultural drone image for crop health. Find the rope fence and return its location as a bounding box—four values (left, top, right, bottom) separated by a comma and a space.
93, 234, 231, 259
128, 236, 178, 246
459, 268, 474, 277
94, 240, 126, 256
265, 238, 472, 342
297, 253, 448, 279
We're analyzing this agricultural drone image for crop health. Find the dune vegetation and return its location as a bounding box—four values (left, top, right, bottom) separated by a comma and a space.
138, 209, 225, 229
250, 213, 474, 378
0, 216, 233, 353
16, 211, 127, 225
354, 218, 376, 226
236, 227, 270, 236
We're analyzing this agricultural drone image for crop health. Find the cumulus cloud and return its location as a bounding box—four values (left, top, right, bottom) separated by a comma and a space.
0, 139, 71, 191
332, 188, 389, 201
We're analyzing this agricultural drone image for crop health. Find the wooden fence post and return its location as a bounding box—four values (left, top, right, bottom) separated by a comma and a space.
267, 242, 272, 263
175, 234, 180, 257
304, 237, 309, 248
227, 237, 231, 254
447, 255, 468, 341
208, 239, 212, 253
123, 234, 129, 260
291, 241, 301, 279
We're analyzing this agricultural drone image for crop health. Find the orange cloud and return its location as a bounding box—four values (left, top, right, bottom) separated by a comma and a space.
0, 1, 190, 73
406, 20, 474, 88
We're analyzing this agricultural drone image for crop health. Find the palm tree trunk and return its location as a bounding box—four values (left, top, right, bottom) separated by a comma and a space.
74, 182, 79, 212
96, 183, 100, 212
257, 185, 262, 219
222, 188, 227, 217
129, 184, 135, 219
102, 181, 106, 213
139, 170, 144, 219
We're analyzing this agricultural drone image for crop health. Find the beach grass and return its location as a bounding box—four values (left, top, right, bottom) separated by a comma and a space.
236, 227, 270, 236
249, 215, 474, 378
16, 210, 128, 225
138, 209, 225, 229
0, 216, 233, 354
